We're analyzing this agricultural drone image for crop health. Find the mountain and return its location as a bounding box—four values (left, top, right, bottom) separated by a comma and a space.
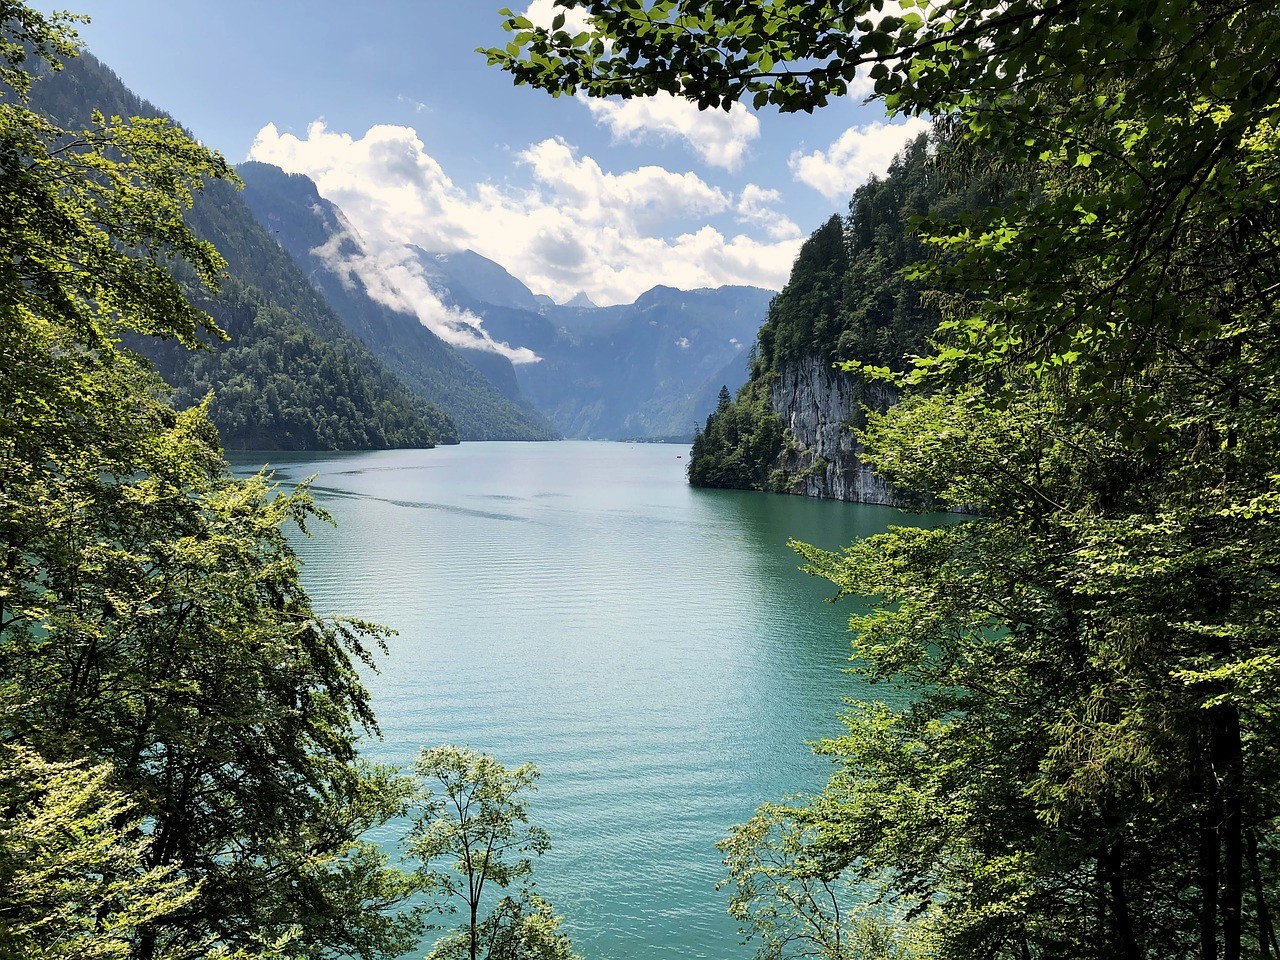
35, 48, 770, 446
515, 283, 767, 441
414, 249, 545, 313
688, 135, 955, 501
235, 162, 558, 441
407, 258, 772, 441
27, 50, 455, 450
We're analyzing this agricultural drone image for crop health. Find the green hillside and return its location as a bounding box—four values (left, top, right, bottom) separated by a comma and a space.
28, 49, 456, 449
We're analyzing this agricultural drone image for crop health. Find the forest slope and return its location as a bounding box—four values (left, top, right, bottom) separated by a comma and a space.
27, 49, 456, 449
688, 135, 950, 499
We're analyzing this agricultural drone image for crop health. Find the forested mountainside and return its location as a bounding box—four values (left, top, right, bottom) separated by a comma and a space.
236, 163, 558, 441
688, 135, 946, 498
27, 50, 456, 449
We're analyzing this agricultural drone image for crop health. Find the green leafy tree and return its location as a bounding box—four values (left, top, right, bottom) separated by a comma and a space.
0, 745, 196, 960
2, 6, 422, 957
686, 379, 784, 491
718, 801, 930, 960
785, 371, 1280, 958
0, 746, 305, 960
485, 0, 1278, 420
486, 0, 1280, 958
424, 895, 578, 960
408, 746, 577, 960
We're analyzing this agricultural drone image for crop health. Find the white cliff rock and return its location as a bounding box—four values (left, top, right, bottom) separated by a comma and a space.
769, 355, 906, 505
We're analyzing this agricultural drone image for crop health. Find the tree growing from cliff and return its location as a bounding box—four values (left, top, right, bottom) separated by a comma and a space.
687, 380, 783, 491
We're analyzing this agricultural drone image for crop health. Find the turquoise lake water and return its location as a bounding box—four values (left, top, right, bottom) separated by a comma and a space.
229, 441, 914, 960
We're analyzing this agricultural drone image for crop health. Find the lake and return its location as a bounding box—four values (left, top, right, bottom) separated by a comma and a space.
229, 441, 912, 960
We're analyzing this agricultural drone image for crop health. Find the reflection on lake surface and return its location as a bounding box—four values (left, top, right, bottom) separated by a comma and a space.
229, 441, 917, 960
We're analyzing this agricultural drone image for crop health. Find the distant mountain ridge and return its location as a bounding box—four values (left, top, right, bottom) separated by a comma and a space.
414, 248, 546, 313
33, 48, 773, 446
397, 252, 773, 440
233, 170, 772, 441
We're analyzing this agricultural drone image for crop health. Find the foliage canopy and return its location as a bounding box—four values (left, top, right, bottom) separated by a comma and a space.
409, 746, 578, 960
488, 0, 1280, 958
2, 6, 424, 956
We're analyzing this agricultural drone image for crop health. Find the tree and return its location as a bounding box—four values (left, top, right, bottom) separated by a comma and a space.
1, 6, 422, 956
0, 745, 196, 960
783, 365, 1280, 957
685, 378, 784, 491
717, 802, 929, 960
408, 746, 577, 960
485, 0, 1280, 957
424, 895, 578, 960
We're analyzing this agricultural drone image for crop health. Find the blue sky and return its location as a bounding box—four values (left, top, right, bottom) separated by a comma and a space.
48, 0, 927, 306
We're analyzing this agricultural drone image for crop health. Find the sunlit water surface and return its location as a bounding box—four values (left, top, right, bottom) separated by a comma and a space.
229, 441, 915, 960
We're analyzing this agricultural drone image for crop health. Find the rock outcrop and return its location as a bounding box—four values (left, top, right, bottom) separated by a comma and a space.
769, 355, 906, 505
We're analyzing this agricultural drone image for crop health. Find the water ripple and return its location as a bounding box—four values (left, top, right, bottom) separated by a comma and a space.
227, 442, 921, 960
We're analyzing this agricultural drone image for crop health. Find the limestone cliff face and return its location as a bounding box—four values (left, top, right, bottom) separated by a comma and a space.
769, 355, 905, 505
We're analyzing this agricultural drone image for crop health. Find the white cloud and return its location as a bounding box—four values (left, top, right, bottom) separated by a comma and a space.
675, 337, 690, 348
309, 216, 539, 364
736, 183, 802, 241
518, 136, 730, 228
249, 121, 802, 309
845, 73, 878, 100
396, 94, 429, 113
522, 0, 596, 34
582, 91, 760, 170
789, 117, 931, 199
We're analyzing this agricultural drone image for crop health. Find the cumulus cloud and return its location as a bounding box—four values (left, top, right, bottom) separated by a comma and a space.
789, 116, 931, 199
249, 121, 802, 308
518, 136, 730, 229
736, 184, 802, 241
582, 91, 760, 170
309, 214, 539, 363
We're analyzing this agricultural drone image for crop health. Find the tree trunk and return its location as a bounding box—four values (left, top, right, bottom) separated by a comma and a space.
1215, 707, 1244, 960
1247, 829, 1278, 959
1202, 798, 1221, 960
1104, 841, 1141, 960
